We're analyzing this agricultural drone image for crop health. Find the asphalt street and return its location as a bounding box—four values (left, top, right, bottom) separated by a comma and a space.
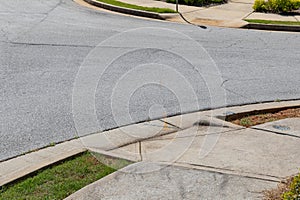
1, 0, 299, 161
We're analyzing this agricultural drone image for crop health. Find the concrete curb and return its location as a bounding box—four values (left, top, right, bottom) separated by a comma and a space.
0, 140, 86, 186
83, 0, 179, 20
243, 23, 300, 32
1, 100, 299, 187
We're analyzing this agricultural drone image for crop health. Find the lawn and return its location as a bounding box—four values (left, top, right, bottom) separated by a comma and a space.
97, 0, 177, 13
245, 19, 300, 26
0, 152, 132, 200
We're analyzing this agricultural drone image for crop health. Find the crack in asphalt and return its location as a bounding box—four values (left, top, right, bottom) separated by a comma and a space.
38, 0, 64, 24
5, 41, 95, 48
220, 79, 229, 87
220, 78, 256, 101
254, 34, 269, 47
178, 12, 207, 29
0, 29, 9, 42
3, 0, 64, 43
0, 19, 13, 43
221, 84, 249, 100
1, 41, 143, 49
0, 11, 46, 15
222, 39, 244, 49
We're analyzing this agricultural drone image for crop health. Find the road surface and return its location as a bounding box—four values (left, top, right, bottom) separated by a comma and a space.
0, 0, 299, 160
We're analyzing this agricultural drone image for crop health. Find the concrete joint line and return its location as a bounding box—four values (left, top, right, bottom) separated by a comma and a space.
242, 11, 254, 20
146, 128, 245, 141
139, 141, 143, 161
171, 162, 281, 182
159, 119, 183, 130
106, 128, 180, 151
251, 127, 300, 139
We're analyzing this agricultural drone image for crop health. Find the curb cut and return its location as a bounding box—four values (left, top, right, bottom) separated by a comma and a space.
83, 0, 179, 20
243, 23, 300, 32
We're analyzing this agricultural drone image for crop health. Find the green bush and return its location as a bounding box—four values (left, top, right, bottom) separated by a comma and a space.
253, 0, 267, 11
253, 0, 300, 13
283, 173, 300, 200
167, 0, 225, 6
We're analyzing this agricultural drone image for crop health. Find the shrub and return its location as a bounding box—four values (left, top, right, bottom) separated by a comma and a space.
253, 0, 300, 13
167, 0, 226, 6
253, 0, 267, 11
291, 0, 300, 8
283, 173, 300, 200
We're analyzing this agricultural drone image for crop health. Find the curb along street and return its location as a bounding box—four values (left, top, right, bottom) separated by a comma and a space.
83, 0, 179, 20
81, 0, 300, 32
243, 23, 300, 32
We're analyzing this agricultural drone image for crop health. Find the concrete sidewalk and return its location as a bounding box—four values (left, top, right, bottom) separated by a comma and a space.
1, 101, 299, 199
66, 119, 299, 199
120, 0, 255, 27
64, 101, 300, 199
80, 0, 300, 30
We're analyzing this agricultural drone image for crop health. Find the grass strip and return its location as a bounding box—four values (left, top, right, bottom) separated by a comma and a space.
97, 0, 177, 13
0, 152, 132, 200
245, 19, 300, 26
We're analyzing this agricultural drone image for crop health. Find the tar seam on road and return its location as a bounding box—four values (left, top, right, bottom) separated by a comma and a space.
178, 12, 207, 29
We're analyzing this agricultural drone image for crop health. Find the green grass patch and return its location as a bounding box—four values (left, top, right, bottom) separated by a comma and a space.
97, 0, 176, 13
245, 19, 300, 26
0, 152, 132, 200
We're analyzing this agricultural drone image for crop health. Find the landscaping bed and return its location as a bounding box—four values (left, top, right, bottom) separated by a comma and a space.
226, 106, 300, 199
165, 0, 227, 7
228, 107, 300, 127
